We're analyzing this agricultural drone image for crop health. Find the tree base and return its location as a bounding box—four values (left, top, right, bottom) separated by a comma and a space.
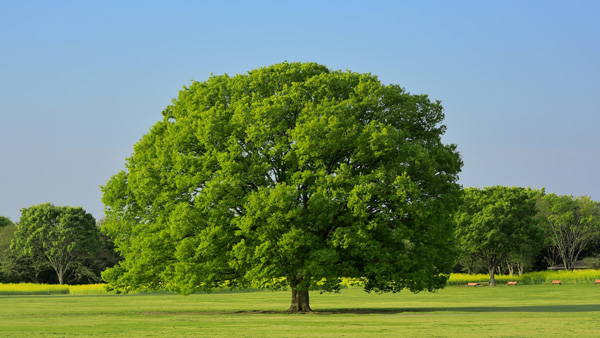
287, 288, 313, 313
286, 305, 314, 313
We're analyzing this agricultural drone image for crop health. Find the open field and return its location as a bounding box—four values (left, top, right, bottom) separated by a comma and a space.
1, 284, 599, 337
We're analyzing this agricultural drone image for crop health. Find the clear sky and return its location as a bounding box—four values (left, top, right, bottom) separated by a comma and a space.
1, 0, 599, 222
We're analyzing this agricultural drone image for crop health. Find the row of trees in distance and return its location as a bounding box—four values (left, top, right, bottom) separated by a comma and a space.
455, 187, 600, 286
2, 190, 598, 287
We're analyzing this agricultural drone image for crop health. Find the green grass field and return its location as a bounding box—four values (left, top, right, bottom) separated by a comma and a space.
1, 284, 599, 337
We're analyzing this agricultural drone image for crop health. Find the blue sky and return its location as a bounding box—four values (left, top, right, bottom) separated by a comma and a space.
1, 0, 598, 222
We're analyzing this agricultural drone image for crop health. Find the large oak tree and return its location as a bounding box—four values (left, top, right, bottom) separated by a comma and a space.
101, 62, 462, 312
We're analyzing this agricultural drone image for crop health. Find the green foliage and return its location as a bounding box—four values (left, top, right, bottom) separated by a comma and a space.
101, 62, 462, 305
11, 203, 101, 284
455, 186, 544, 285
0, 215, 13, 228
0, 224, 15, 250
69, 219, 121, 285
1, 246, 52, 283
1, 223, 53, 283
0, 224, 17, 282
538, 194, 600, 270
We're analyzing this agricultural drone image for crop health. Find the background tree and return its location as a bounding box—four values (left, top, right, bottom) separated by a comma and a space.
537, 194, 600, 270
0, 215, 12, 228
0, 222, 17, 282
11, 203, 101, 284
1, 221, 53, 283
455, 186, 543, 286
80, 219, 121, 284
503, 247, 538, 276
102, 62, 462, 312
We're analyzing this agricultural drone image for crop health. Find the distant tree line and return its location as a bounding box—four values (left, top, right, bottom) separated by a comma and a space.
1, 188, 599, 286
0, 204, 120, 284
454, 187, 600, 285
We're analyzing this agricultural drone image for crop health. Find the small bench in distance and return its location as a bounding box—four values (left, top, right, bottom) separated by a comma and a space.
552, 280, 562, 285
507, 281, 517, 285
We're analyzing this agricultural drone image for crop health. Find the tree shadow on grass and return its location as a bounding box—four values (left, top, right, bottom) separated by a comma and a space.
141, 304, 600, 316
317, 304, 600, 315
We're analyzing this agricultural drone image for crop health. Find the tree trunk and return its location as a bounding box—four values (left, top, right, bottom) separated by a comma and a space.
287, 286, 312, 313
518, 263, 524, 276
489, 266, 496, 287
467, 257, 474, 274
55, 263, 68, 285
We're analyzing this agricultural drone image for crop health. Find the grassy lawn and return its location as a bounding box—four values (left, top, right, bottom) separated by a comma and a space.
1, 284, 599, 337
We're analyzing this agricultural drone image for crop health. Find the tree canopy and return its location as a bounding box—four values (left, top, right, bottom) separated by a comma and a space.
101, 62, 462, 311
0, 215, 12, 228
455, 186, 543, 285
538, 194, 600, 270
0, 223, 18, 282
11, 203, 100, 284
